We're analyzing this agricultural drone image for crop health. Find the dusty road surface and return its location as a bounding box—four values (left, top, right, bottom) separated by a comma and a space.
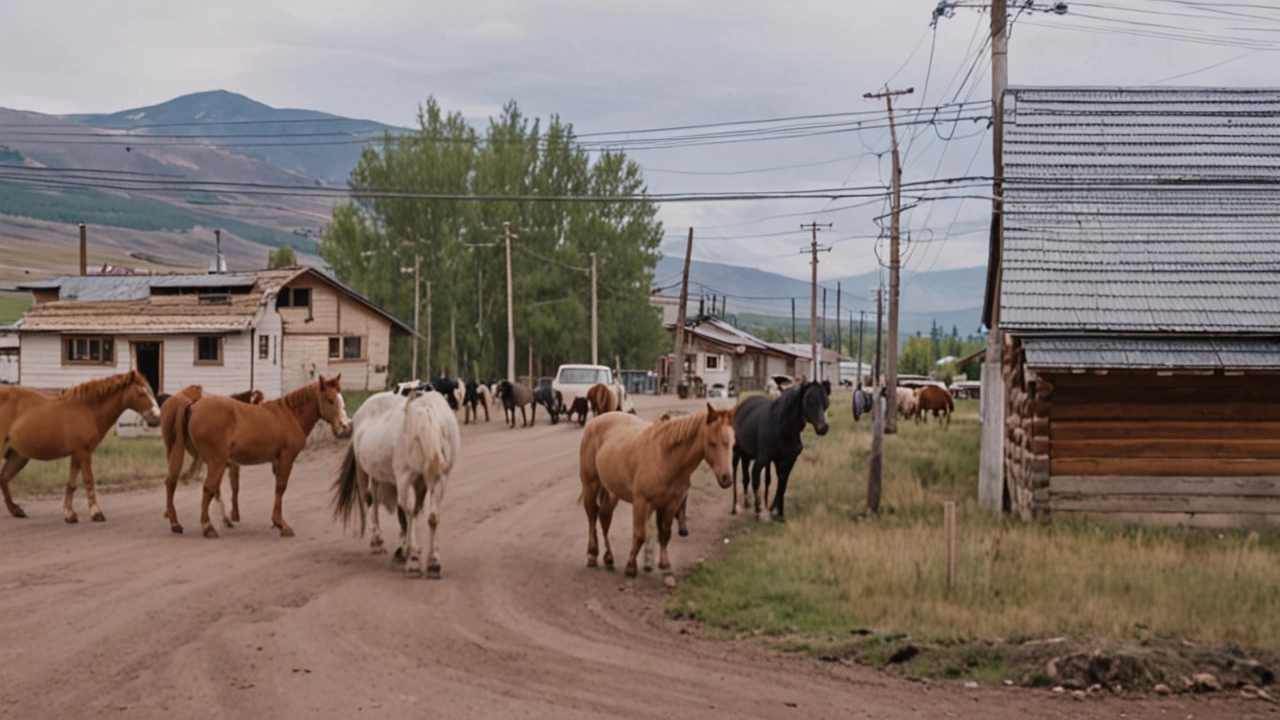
0, 395, 1271, 719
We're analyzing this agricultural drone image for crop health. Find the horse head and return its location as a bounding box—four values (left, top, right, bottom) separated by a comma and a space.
317, 374, 353, 438
801, 381, 829, 436
126, 370, 162, 427
703, 402, 737, 489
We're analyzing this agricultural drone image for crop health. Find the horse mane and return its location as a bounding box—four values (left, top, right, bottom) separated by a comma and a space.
269, 381, 320, 414
644, 410, 709, 449
58, 370, 142, 401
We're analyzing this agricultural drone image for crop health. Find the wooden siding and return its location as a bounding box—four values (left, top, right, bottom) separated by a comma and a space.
20, 334, 130, 387
278, 279, 392, 392
253, 307, 284, 400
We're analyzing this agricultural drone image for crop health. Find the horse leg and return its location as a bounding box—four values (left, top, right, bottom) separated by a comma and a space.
625, 499, 650, 578
62, 454, 82, 524
675, 496, 689, 537
397, 475, 421, 578
657, 503, 678, 588
749, 460, 764, 519
267, 455, 298, 537
520, 405, 528, 428
530, 401, 537, 427
0, 450, 31, 518
643, 509, 656, 573
425, 478, 446, 579
163, 439, 186, 533
229, 464, 241, 524
199, 457, 229, 538
598, 487, 618, 570
366, 473, 387, 555
771, 456, 798, 522
730, 449, 739, 515
582, 474, 601, 568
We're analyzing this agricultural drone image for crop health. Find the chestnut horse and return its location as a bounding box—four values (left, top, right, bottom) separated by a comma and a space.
0, 370, 161, 522
586, 382, 617, 416
914, 384, 954, 427
176, 375, 351, 538
579, 403, 735, 587
160, 385, 263, 533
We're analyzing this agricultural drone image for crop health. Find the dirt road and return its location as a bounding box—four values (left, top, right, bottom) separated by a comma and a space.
0, 395, 1269, 719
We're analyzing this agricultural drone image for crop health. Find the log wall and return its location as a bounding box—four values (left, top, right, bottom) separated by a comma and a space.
1002, 337, 1052, 518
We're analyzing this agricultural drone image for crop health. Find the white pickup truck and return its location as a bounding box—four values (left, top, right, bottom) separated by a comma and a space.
551, 364, 614, 409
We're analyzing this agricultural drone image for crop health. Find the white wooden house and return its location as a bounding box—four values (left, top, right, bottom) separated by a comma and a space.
667, 316, 799, 393
13, 267, 412, 434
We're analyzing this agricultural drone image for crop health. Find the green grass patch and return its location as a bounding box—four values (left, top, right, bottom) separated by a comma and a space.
9, 433, 168, 497
669, 395, 1280, 683
0, 294, 31, 322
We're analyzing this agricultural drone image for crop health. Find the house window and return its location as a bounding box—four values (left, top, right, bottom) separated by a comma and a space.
259, 335, 269, 359
64, 336, 114, 365
330, 336, 363, 360
276, 287, 312, 308
705, 354, 721, 371
195, 336, 223, 365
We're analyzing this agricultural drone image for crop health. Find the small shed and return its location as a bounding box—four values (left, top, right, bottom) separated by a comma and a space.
986, 87, 1280, 525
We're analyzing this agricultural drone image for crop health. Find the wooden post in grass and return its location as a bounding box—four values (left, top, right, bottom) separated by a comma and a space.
944, 501, 957, 591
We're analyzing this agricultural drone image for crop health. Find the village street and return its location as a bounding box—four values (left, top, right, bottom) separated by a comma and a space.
0, 394, 1269, 719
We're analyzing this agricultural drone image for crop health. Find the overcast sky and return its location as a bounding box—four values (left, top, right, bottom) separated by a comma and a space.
2, 0, 1276, 292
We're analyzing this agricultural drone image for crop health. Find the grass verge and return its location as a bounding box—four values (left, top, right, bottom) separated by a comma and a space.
669, 395, 1280, 690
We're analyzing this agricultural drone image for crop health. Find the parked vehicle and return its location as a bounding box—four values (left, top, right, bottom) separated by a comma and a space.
552, 364, 614, 409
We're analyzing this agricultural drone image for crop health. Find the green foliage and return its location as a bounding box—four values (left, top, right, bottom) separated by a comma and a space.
321, 98, 667, 382
0, 294, 31, 322
900, 330, 984, 379
267, 245, 297, 268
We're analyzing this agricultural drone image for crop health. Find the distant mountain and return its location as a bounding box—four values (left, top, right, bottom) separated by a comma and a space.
653, 257, 987, 338
66, 90, 405, 183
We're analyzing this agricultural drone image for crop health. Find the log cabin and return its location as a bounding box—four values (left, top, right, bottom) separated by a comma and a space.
984, 87, 1280, 525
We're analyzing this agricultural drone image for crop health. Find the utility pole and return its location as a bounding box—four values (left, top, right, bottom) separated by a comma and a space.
426, 281, 433, 378
590, 251, 599, 366
857, 310, 865, 386
791, 298, 796, 342
874, 287, 883, 388
450, 304, 457, 379
412, 254, 421, 379
864, 85, 913, 434
868, 286, 885, 514
836, 282, 842, 358
504, 221, 516, 382
672, 228, 694, 394
801, 222, 832, 382
78, 223, 87, 276
822, 287, 828, 349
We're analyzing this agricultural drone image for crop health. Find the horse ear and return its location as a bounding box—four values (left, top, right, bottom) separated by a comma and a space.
332, 373, 342, 388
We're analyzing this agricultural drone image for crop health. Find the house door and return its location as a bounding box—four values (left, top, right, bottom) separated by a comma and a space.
133, 342, 162, 395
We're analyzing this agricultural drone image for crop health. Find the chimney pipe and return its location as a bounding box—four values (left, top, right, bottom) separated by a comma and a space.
78, 223, 87, 276
212, 229, 226, 274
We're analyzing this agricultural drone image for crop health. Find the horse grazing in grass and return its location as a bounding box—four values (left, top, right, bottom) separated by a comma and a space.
579, 404, 735, 587
494, 380, 534, 428
176, 375, 351, 538
914, 385, 954, 427
160, 386, 263, 533
332, 386, 460, 578
533, 377, 561, 426
586, 382, 617, 416
463, 380, 490, 423
731, 380, 829, 521
0, 370, 161, 523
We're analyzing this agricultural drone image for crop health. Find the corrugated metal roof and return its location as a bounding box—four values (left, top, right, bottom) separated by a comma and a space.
1023, 337, 1280, 370
17, 274, 263, 302
999, 87, 1280, 333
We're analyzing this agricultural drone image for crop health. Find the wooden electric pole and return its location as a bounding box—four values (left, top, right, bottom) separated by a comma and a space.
836, 282, 842, 357
590, 251, 599, 366
874, 287, 883, 389
425, 280, 433, 378
868, 285, 885, 514
412, 253, 421, 380
504, 221, 516, 382
801, 222, 832, 382
672, 228, 694, 393
791, 298, 796, 342
864, 85, 913, 433
857, 310, 865, 386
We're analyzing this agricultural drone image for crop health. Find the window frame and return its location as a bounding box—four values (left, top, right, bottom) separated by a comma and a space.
329, 335, 365, 362
704, 353, 721, 371
258, 335, 270, 360
63, 335, 115, 366
194, 335, 224, 366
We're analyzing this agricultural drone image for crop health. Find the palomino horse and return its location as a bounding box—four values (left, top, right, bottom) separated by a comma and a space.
177, 375, 351, 538
160, 386, 263, 532
332, 387, 460, 578
586, 382, 617, 416
732, 380, 829, 521
579, 403, 735, 587
0, 370, 161, 522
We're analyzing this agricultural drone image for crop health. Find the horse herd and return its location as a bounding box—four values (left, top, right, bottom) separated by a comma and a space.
0, 369, 835, 587
852, 383, 956, 427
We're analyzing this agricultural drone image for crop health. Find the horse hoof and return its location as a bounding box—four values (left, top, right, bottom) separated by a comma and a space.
404, 566, 423, 579
643, 564, 653, 574
679, 527, 689, 537
664, 575, 677, 589
91, 510, 105, 522
222, 518, 234, 529
587, 556, 598, 568
278, 527, 295, 538
11, 506, 26, 519
171, 524, 184, 534
393, 547, 407, 564
371, 545, 387, 555
231, 511, 241, 523
203, 526, 220, 539
426, 564, 441, 580
772, 514, 787, 524
624, 565, 638, 578
65, 514, 79, 524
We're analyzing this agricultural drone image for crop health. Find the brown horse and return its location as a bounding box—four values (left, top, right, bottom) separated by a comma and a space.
586, 382, 617, 416
0, 370, 161, 522
914, 385, 954, 428
177, 375, 351, 538
160, 386, 263, 533
579, 403, 735, 586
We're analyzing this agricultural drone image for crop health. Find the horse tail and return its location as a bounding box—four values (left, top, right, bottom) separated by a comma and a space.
176, 397, 206, 483
331, 443, 366, 536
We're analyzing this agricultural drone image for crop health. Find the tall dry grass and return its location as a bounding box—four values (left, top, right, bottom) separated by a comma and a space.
7, 433, 168, 496
672, 396, 1280, 649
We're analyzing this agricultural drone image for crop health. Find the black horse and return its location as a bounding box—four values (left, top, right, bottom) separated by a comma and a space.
565, 396, 590, 426
429, 377, 460, 410
732, 380, 830, 521
533, 377, 561, 425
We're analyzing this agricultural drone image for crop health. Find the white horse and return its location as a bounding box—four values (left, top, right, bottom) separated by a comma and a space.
331, 387, 460, 579
609, 382, 636, 414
